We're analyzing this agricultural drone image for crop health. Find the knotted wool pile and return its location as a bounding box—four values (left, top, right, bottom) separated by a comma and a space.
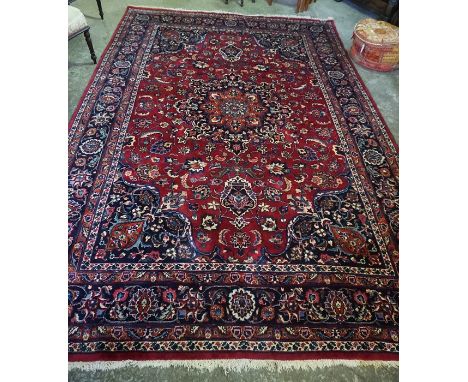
68, 7, 399, 367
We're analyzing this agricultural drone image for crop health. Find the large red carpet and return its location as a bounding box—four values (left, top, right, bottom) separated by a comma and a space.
68, 7, 398, 362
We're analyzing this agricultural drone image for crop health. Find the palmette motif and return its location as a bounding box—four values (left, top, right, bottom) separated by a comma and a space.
68, 8, 398, 358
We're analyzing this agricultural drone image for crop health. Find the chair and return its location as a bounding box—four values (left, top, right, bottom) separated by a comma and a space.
96, 0, 104, 20
68, 5, 97, 64
68, 0, 103, 20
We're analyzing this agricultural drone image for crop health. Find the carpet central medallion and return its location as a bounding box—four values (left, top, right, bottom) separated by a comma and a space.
69, 7, 399, 362
175, 74, 289, 155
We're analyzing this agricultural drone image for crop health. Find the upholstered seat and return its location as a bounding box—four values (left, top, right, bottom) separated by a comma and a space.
68, 6, 88, 38
68, 5, 97, 64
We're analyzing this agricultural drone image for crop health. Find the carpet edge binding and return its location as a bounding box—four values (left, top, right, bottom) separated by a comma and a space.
126, 5, 335, 21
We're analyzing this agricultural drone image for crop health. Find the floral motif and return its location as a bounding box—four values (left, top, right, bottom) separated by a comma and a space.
162, 288, 177, 303
266, 162, 289, 176
261, 217, 277, 232
202, 87, 266, 133
106, 221, 144, 251
184, 159, 207, 173
79, 138, 103, 155
201, 215, 218, 231
324, 290, 353, 322
279, 289, 306, 322
228, 288, 256, 321
219, 43, 243, 62
220, 176, 257, 218
210, 304, 225, 320
373, 293, 399, 323
230, 231, 252, 249
128, 288, 159, 321
175, 74, 291, 155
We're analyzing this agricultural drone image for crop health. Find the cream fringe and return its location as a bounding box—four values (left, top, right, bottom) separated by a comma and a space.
127, 4, 335, 21
69, 359, 398, 372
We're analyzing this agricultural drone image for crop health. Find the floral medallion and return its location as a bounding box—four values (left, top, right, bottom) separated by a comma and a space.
175, 74, 291, 155
228, 288, 256, 321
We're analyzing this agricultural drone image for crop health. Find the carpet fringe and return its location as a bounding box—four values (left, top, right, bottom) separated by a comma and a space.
69, 359, 398, 372
127, 5, 335, 22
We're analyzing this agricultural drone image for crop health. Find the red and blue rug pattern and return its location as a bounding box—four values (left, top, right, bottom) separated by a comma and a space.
68, 7, 398, 362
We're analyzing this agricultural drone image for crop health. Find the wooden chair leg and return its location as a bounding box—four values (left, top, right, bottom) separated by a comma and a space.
297, 0, 313, 13
96, 0, 104, 20
84, 30, 97, 64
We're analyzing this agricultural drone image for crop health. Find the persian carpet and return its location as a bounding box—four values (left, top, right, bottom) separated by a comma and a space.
68, 7, 399, 363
